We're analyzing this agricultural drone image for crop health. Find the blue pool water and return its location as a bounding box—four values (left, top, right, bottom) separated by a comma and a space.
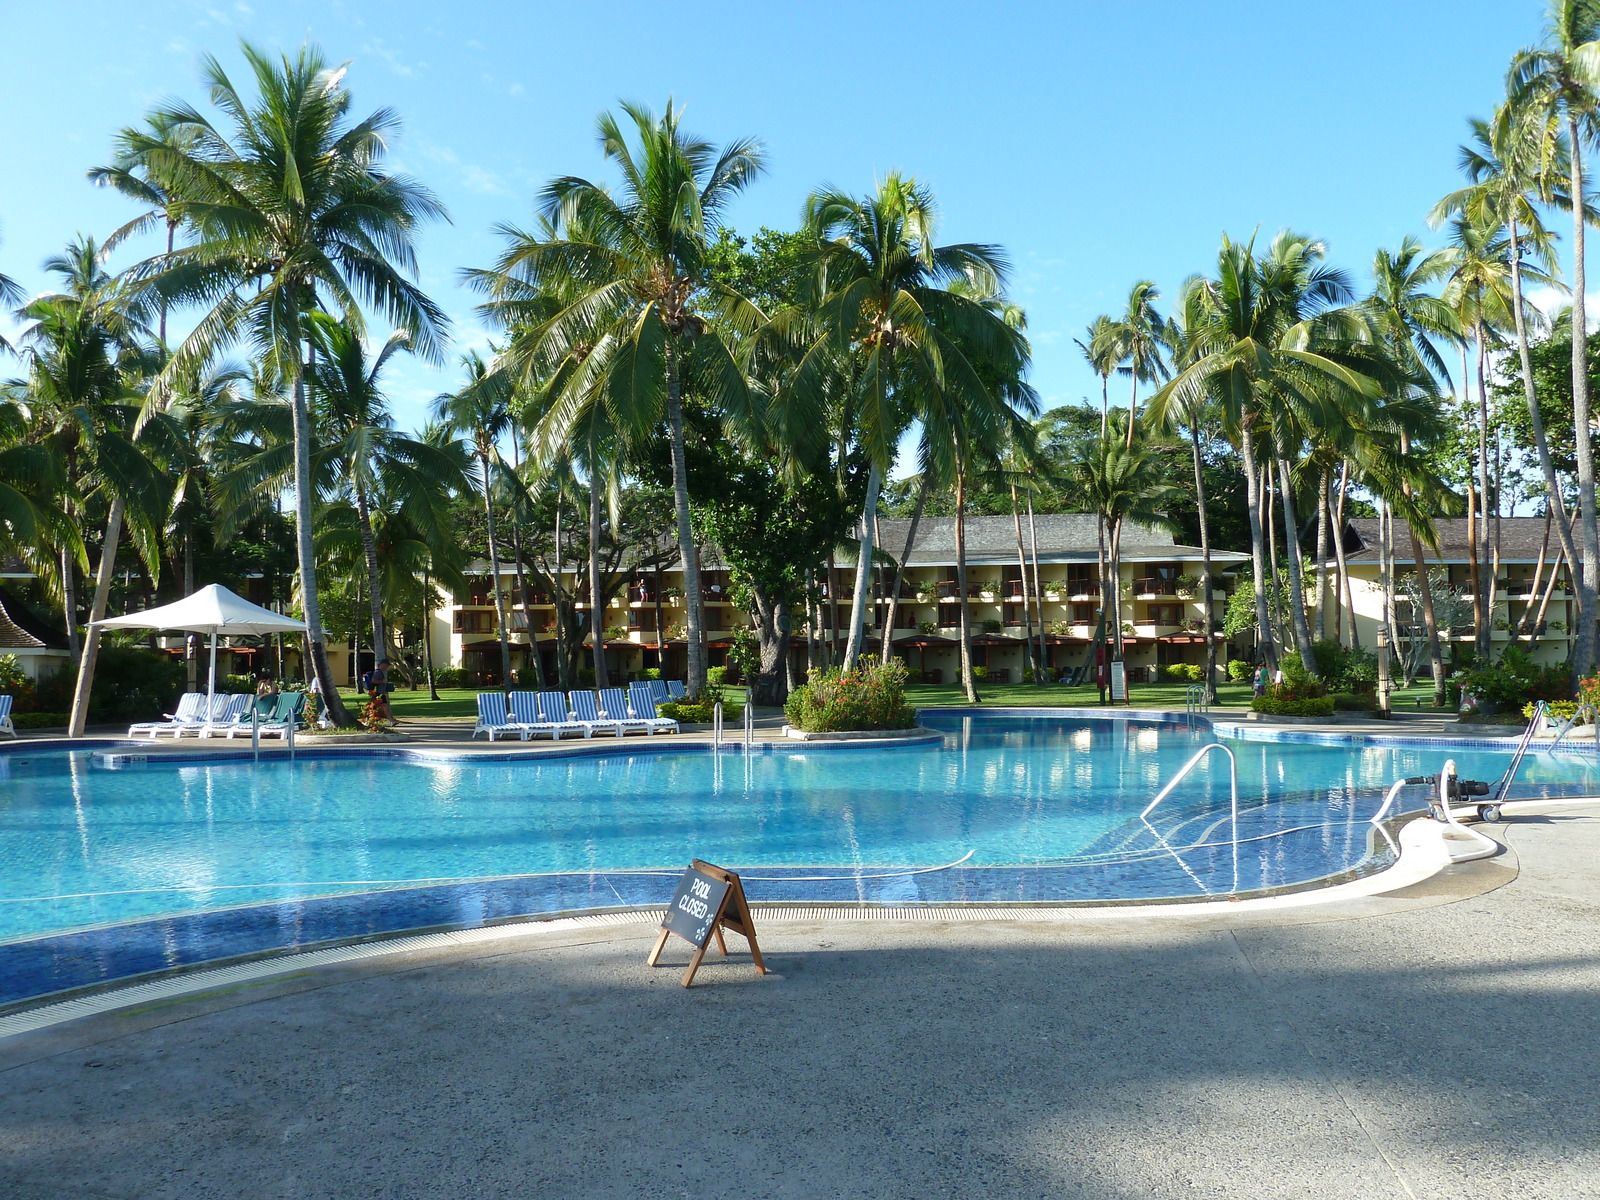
4, 714, 1598, 949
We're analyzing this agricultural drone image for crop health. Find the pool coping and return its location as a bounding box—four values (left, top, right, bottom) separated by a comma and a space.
2, 710, 1591, 1023
0, 810, 1523, 1043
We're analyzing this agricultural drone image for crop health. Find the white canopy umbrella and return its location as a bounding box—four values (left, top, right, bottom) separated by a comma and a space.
92, 584, 305, 707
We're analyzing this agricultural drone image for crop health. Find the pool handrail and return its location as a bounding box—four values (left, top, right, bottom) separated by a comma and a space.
1544, 702, 1598, 755
1494, 699, 1548, 803
1141, 741, 1240, 894
1184, 685, 1208, 716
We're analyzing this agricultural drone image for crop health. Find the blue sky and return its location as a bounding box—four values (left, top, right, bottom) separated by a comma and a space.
0, 0, 1551, 441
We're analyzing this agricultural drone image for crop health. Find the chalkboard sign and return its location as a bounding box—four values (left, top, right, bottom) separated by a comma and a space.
1108, 660, 1127, 703
647, 859, 767, 988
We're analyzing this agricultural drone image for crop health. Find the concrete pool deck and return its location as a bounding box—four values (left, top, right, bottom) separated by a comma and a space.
3, 803, 1598, 1198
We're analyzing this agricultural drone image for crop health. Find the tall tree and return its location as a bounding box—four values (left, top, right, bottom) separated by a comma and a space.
1108, 280, 1167, 446
466, 100, 765, 694
126, 41, 448, 725
1511, 1, 1600, 676
789, 173, 1024, 668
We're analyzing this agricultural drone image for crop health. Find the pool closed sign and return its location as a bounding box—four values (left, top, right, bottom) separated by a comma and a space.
647, 860, 767, 988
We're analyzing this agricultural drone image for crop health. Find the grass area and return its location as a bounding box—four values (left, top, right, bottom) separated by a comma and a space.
341, 685, 753, 721
344, 680, 1452, 721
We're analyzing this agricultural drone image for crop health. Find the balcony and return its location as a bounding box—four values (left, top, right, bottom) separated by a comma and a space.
1133, 577, 1179, 597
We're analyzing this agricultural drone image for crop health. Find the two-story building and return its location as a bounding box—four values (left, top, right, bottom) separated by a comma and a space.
426, 513, 1248, 685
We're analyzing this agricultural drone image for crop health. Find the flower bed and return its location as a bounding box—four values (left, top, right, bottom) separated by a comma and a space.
784, 660, 917, 733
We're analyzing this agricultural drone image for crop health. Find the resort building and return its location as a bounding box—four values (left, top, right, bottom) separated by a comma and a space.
1340, 516, 1583, 665
0, 585, 71, 682
426, 513, 1248, 685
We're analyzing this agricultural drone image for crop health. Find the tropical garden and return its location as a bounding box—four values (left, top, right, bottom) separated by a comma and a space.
4, 4, 1600, 731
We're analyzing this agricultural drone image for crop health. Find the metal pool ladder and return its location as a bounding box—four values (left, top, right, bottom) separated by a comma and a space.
1184, 685, 1209, 728
1141, 741, 1239, 894
1544, 701, 1598, 755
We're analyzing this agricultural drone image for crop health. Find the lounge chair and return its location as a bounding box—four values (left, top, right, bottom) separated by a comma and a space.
563, 690, 629, 737
255, 691, 305, 739
199, 693, 253, 737
0, 694, 14, 739
508, 690, 581, 740
666, 679, 686, 700
623, 683, 679, 734
170, 694, 234, 739
648, 679, 672, 710
472, 692, 522, 741
128, 691, 208, 739
536, 691, 595, 738
594, 687, 658, 736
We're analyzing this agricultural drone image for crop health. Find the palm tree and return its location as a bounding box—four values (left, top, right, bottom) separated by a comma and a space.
15, 237, 168, 735
1071, 431, 1180, 663
1108, 281, 1167, 446
789, 173, 1025, 668
465, 100, 764, 694
125, 41, 448, 725
434, 352, 517, 691
307, 313, 466, 675
1434, 100, 1583, 673
1074, 315, 1120, 437
1152, 232, 1385, 675
1511, 2, 1600, 676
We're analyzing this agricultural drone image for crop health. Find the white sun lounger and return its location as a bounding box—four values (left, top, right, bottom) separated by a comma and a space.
508, 690, 581, 740
129, 692, 208, 739
621, 684, 678, 734
169, 694, 234, 739
594, 687, 657, 736
533, 691, 594, 738
562, 690, 628, 737
199, 693, 254, 737
666, 679, 686, 700
473, 692, 522, 741
0, 694, 14, 739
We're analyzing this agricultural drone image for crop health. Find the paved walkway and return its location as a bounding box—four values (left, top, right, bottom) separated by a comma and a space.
3, 804, 1598, 1198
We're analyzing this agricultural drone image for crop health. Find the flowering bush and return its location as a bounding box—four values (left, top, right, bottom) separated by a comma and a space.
784, 659, 917, 733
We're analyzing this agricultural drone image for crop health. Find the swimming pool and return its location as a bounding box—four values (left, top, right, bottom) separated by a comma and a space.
2, 713, 1597, 1007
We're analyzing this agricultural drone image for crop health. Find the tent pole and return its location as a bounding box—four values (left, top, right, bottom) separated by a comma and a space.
208, 629, 218, 707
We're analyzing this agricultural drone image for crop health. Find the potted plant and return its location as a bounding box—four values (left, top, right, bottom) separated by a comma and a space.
981, 618, 1003, 634
917, 619, 938, 635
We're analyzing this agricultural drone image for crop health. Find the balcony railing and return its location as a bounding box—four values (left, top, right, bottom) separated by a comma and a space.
1134, 578, 1179, 596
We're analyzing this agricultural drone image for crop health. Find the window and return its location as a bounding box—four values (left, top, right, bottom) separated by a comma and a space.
1066, 566, 1097, 594
1072, 602, 1096, 624
1147, 604, 1182, 625
453, 610, 494, 634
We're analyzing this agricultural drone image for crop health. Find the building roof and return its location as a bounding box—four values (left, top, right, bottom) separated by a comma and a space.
875, 513, 1246, 567
0, 596, 46, 649
1345, 516, 1576, 565
466, 513, 1247, 577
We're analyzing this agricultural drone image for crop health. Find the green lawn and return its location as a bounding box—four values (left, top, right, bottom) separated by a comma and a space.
351, 680, 1450, 722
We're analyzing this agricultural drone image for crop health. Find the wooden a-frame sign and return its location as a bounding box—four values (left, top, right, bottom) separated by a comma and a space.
647, 859, 767, 988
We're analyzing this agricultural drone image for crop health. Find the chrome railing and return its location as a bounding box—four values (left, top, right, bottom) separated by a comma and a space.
1142, 741, 1239, 894
1494, 700, 1548, 801
1544, 702, 1598, 754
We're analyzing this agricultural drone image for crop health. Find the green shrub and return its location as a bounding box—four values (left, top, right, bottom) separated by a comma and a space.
1330, 692, 1377, 712
659, 684, 743, 724
980, 618, 1002, 634
13, 712, 67, 729
642, 667, 664, 681
1462, 645, 1572, 710
87, 647, 187, 721
577, 668, 596, 686
432, 667, 469, 688
1250, 694, 1335, 717
784, 659, 917, 733
1526, 699, 1582, 722
706, 665, 729, 685
972, 665, 989, 681
1226, 659, 1252, 682
1161, 663, 1203, 682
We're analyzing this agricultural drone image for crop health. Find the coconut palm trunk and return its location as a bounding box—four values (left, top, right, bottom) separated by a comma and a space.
1275, 458, 1319, 672
843, 463, 881, 667
1409, 529, 1446, 704
1191, 426, 1219, 700
881, 475, 931, 665
1239, 425, 1276, 667
352, 482, 389, 666
664, 349, 706, 693
478, 455, 513, 692
587, 459, 608, 689
954, 469, 979, 703
1473, 329, 1494, 659
1010, 485, 1037, 681
1567, 118, 1600, 678
1507, 213, 1585, 664
1315, 469, 1331, 640
1027, 493, 1048, 684
66, 497, 125, 737
291, 365, 348, 726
